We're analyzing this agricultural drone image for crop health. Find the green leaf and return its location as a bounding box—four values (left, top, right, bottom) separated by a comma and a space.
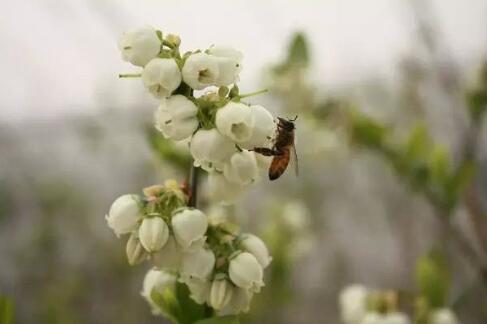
405, 123, 429, 161
287, 32, 309, 66
175, 282, 208, 324
349, 112, 387, 149
151, 288, 180, 324
156, 30, 163, 41
415, 251, 450, 308
428, 146, 451, 194
0, 295, 15, 324
150, 282, 210, 324
194, 315, 240, 324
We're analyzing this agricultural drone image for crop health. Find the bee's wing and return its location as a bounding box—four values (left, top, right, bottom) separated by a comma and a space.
291, 144, 299, 177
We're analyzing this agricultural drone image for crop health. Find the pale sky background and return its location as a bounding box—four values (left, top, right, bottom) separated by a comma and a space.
0, 0, 486, 122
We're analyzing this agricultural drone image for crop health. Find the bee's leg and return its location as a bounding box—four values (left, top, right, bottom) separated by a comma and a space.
253, 147, 284, 156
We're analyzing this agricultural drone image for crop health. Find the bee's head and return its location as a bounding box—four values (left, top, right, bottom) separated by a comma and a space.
277, 116, 297, 131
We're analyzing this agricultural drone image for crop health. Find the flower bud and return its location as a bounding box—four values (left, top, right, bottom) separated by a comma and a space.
138, 217, 169, 252
209, 278, 234, 310
152, 235, 182, 271
182, 53, 220, 90
171, 208, 208, 251
239, 105, 275, 150
219, 287, 253, 315
339, 284, 368, 324
215, 102, 255, 143
430, 308, 459, 324
240, 234, 271, 268
208, 172, 246, 205
142, 58, 182, 98
126, 233, 148, 265
106, 194, 141, 237
190, 129, 235, 172
141, 268, 177, 314
184, 277, 211, 304
180, 248, 215, 281
228, 252, 264, 293
207, 45, 243, 86
118, 26, 161, 67
223, 150, 259, 185
155, 95, 199, 140
165, 34, 181, 47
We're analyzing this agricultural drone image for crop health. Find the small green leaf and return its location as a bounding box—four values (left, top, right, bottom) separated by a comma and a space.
151, 287, 180, 324
415, 250, 450, 308
175, 282, 208, 324
229, 84, 239, 98
194, 315, 240, 324
156, 30, 163, 41
405, 123, 429, 161
287, 32, 309, 66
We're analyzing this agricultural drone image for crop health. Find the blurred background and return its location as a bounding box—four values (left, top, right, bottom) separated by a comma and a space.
1, 0, 487, 323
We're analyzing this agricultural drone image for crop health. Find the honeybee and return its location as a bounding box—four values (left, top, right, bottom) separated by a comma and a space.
254, 116, 298, 180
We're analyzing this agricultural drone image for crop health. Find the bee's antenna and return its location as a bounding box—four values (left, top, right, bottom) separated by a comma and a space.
290, 115, 298, 122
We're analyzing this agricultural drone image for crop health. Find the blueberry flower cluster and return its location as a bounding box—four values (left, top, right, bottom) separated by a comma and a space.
118, 26, 275, 205
106, 180, 271, 316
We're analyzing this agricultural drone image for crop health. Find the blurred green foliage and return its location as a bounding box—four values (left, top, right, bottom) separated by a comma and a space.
415, 251, 450, 309
466, 63, 487, 122
349, 114, 474, 212
0, 294, 14, 324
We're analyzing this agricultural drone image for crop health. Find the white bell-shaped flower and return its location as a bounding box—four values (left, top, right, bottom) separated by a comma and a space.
182, 53, 220, 90
142, 58, 182, 98
106, 194, 141, 237
339, 284, 368, 324
118, 26, 161, 67
240, 233, 272, 268
171, 208, 208, 251
208, 172, 246, 205
219, 288, 253, 315
239, 105, 275, 150
155, 95, 199, 141
152, 235, 182, 271
215, 102, 255, 143
184, 277, 211, 304
208, 45, 243, 86
361, 312, 411, 324
180, 248, 215, 281
228, 252, 264, 293
126, 233, 148, 265
208, 45, 243, 66
190, 129, 235, 172
141, 268, 177, 314
430, 308, 459, 324
138, 217, 169, 252
223, 150, 259, 185
209, 278, 234, 310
